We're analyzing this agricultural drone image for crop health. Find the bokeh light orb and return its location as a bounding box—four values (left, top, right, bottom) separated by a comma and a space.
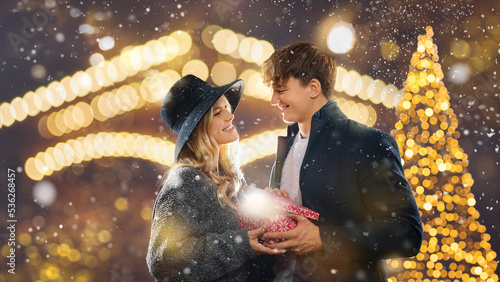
98, 36, 115, 51
31, 64, 47, 80
32, 180, 57, 207
327, 23, 355, 54
182, 60, 209, 80
79, 24, 94, 34
448, 62, 470, 85
55, 32, 65, 43
380, 41, 400, 61
211, 61, 237, 86
89, 53, 105, 66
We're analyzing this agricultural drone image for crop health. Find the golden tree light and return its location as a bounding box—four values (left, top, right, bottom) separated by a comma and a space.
387, 26, 498, 282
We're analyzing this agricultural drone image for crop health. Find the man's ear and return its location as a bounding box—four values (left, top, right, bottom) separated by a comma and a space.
309, 78, 322, 99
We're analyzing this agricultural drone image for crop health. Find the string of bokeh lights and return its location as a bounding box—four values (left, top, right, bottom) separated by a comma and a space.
0, 26, 405, 132
0, 26, 411, 181
0, 30, 191, 129
25, 129, 288, 181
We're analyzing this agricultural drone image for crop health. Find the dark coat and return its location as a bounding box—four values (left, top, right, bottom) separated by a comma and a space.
147, 166, 274, 281
270, 100, 423, 281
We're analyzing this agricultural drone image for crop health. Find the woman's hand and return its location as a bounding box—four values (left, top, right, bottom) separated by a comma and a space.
248, 226, 286, 255
265, 187, 289, 198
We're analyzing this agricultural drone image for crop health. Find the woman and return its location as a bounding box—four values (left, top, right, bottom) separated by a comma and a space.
146, 74, 284, 281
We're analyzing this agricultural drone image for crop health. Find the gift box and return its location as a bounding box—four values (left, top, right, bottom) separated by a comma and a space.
237, 185, 319, 241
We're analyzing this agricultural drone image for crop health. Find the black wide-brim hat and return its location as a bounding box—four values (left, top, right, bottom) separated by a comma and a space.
160, 74, 244, 161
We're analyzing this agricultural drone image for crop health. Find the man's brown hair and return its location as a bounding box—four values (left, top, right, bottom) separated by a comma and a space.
261, 41, 337, 100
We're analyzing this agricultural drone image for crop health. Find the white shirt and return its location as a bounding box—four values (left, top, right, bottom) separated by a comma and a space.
280, 133, 309, 205
275, 133, 309, 281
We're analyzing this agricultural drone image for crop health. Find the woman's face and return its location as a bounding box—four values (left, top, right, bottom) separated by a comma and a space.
209, 96, 238, 146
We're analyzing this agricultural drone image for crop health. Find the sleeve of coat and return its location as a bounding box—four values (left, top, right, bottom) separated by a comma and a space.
318, 130, 423, 264
146, 169, 256, 281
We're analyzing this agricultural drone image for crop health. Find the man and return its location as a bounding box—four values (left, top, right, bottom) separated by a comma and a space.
261, 41, 423, 281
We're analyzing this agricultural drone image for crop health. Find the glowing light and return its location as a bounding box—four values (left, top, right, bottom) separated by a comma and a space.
25, 132, 177, 180
438, 163, 447, 171
48, 81, 66, 107
381, 85, 400, 108
98, 36, 115, 51
390, 26, 497, 282
250, 41, 264, 63
380, 41, 400, 61
169, 31, 191, 56
332, 66, 401, 108
182, 60, 209, 80
255, 40, 275, 65
31, 64, 47, 79
97, 230, 112, 243
239, 37, 258, 62
448, 62, 470, 85
367, 79, 385, 104
114, 197, 128, 211
141, 70, 180, 103
1, 28, 394, 132
440, 102, 449, 111
344, 71, 360, 97
357, 75, 374, 101
141, 207, 153, 220
239, 69, 270, 100
425, 108, 434, 116
201, 25, 222, 49
405, 149, 414, 158
115, 85, 139, 111
334, 67, 348, 93
32, 181, 57, 207
450, 39, 471, 59
3, 30, 190, 130
327, 23, 355, 54
211, 61, 237, 86
468, 198, 476, 206
10, 97, 29, 122
213, 29, 238, 54
79, 24, 94, 34
89, 53, 105, 66
240, 192, 271, 214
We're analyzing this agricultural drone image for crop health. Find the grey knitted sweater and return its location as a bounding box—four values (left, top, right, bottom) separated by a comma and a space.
146, 166, 274, 281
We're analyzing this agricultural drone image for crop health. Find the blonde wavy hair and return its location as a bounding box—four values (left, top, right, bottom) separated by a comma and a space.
166, 97, 243, 210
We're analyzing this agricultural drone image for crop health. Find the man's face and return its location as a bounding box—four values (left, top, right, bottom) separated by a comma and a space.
270, 76, 315, 124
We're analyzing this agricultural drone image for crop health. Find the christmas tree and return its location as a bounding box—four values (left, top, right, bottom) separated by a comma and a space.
388, 26, 498, 281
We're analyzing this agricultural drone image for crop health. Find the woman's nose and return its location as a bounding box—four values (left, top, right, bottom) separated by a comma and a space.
270, 92, 280, 106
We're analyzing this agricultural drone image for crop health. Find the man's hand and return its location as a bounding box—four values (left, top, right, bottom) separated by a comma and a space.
265, 187, 289, 198
263, 214, 323, 255
248, 225, 287, 255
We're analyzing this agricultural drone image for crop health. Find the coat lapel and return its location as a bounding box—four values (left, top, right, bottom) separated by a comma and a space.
271, 101, 348, 189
